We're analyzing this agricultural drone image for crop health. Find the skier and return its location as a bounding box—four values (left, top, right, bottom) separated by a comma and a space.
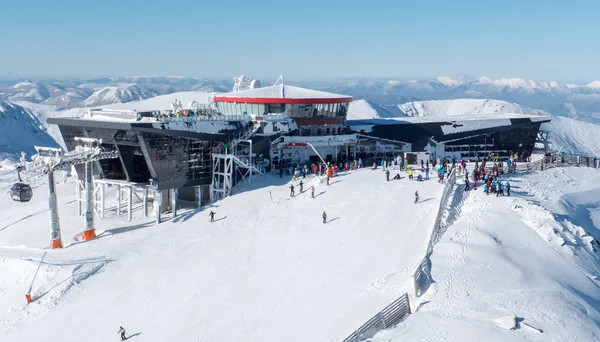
326, 176, 330, 186
290, 184, 295, 197
209, 211, 216, 223
506, 181, 511, 196
322, 211, 327, 223
311, 186, 315, 198
299, 180, 304, 193
386, 169, 390, 181
464, 175, 470, 191
414, 191, 419, 204
496, 181, 502, 197
118, 326, 127, 341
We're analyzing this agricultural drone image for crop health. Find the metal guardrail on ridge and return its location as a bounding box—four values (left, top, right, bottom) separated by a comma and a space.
414, 167, 457, 297
342, 293, 412, 342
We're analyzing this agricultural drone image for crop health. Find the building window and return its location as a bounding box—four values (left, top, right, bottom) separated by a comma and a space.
267, 104, 285, 113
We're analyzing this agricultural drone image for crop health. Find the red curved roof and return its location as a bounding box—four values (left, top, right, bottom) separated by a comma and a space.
214, 84, 352, 104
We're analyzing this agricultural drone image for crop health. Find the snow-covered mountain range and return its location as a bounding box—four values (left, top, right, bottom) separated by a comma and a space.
315, 75, 600, 124
2, 75, 600, 123
0, 77, 231, 109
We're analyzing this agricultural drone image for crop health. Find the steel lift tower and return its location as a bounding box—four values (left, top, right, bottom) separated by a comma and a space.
24, 138, 119, 248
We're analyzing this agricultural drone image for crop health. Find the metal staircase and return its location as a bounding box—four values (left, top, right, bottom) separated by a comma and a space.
211, 129, 264, 201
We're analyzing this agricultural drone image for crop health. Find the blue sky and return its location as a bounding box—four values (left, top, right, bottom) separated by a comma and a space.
1, 0, 599, 81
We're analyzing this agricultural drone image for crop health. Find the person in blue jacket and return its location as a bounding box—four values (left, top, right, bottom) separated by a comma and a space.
506, 181, 511, 196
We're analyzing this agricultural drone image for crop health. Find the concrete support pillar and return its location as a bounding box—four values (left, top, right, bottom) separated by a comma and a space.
116, 185, 121, 217
100, 183, 105, 219
171, 188, 178, 218
128, 186, 133, 222
143, 189, 148, 217
155, 190, 162, 225
48, 171, 62, 249
83, 162, 96, 241
76, 180, 82, 216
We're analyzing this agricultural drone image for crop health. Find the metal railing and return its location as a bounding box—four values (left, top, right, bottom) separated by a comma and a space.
157, 114, 251, 123
520, 153, 599, 172
413, 167, 457, 297
342, 293, 412, 342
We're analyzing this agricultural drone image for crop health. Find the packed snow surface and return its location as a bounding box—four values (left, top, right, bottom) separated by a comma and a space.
374, 167, 600, 342
0, 167, 442, 341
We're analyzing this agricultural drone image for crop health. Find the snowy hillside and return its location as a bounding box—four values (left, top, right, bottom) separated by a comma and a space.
1, 161, 600, 341
0, 101, 58, 168
398, 99, 549, 118
348, 98, 548, 120
347, 99, 404, 120
375, 167, 600, 341
0, 168, 442, 342
543, 116, 600, 156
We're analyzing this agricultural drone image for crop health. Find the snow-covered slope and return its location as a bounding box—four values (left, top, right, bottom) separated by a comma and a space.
348, 98, 548, 121
0, 168, 443, 342
0, 101, 58, 167
543, 116, 600, 156
398, 99, 549, 118
347, 99, 404, 120
375, 167, 600, 341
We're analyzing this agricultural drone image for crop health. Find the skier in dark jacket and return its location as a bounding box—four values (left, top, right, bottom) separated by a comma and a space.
118, 326, 127, 341
299, 180, 304, 193
209, 211, 216, 223
290, 184, 295, 197
414, 191, 419, 204
386, 169, 390, 181
506, 181, 511, 196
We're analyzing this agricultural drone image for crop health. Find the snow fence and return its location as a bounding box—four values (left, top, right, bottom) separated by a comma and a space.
341, 293, 412, 342
413, 167, 457, 297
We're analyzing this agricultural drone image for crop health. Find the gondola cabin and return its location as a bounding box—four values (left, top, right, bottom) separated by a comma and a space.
10, 183, 33, 202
